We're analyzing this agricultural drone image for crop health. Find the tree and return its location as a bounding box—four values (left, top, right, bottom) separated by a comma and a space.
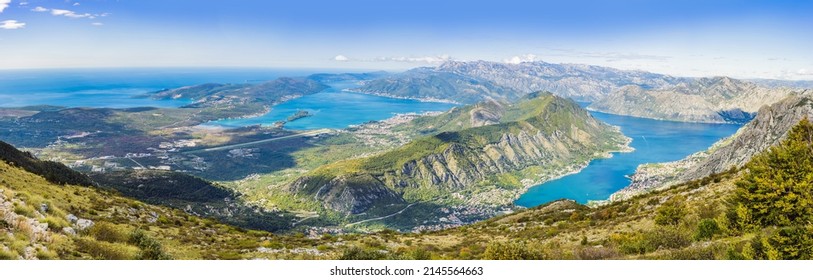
735, 118, 813, 228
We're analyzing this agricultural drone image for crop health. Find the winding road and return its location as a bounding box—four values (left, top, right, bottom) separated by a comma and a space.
344, 203, 417, 227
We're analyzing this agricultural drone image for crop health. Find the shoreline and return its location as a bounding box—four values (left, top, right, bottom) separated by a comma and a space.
511, 134, 635, 208
341, 88, 461, 105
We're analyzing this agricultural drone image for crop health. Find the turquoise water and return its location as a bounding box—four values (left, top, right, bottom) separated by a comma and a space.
209, 82, 457, 130
514, 111, 742, 207
0, 68, 338, 108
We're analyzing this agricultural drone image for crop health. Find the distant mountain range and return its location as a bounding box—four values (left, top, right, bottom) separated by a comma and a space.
588, 77, 795, 123
356, 60, 686, 103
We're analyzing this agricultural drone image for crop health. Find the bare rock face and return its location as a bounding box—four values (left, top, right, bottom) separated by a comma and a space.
609, 90, 813, 201
681, 90, 813, 180
589, 77, 794, 123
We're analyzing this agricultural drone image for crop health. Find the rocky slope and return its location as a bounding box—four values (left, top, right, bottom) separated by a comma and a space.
287, 93, 629, 222
608, 90, 813, 201
357, 60, 684, 103
589, 77, 794, 123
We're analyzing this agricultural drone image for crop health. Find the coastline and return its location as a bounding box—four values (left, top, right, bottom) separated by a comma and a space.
341, 88, 461, 105
511, 133, 635, 207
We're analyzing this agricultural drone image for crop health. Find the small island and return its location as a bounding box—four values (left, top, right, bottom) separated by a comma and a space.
286, 110, 313, 122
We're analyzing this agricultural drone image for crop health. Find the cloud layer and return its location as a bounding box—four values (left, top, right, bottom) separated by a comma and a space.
0, 20, 25, 29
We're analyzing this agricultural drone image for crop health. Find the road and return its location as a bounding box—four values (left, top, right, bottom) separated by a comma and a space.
344, 203, 417, 227
183, 129, 332, 154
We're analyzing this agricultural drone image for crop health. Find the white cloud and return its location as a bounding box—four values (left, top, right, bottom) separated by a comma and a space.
0, 19, 25, 29
503, 54, 538, 64
31, 6, 47, 12
18, 1, 27, 6
73, 2, 80, 6
333, 55, 349, 61
51, 9, 92, 18
798, 69, 813, 76
0, 0, 10, 13
91, 22, 102, 26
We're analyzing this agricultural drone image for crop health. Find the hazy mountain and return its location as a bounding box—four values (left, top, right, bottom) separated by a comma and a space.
355, 67, 521, 104
356, 60, 685, 103
589, 77, 794, 123
748, 78, 813, 90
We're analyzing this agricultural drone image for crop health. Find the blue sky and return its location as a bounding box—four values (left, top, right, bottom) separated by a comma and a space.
0, 0, 811, 80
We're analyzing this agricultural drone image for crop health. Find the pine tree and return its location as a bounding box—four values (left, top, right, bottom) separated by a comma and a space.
735, 118, 813, 227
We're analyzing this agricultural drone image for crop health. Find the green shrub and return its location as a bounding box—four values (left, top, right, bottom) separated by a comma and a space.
654, 197, 687, 226
129, 229, 172, 260
483, 241, 545, 260
75, 237, 139, 260
0, 249, 18, 260
89, 222, 130, 243
612, 227, 691, 255
339, 247, 389, 260
694, 219, 721, 240
41, 216, 70, 232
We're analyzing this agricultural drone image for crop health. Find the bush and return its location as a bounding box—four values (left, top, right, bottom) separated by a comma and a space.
575, 246, 619, 260
89, 222, 130, 243
75, 237, 139, 260
339, 247, 389, 260
612, 228, 691, 255
483, 241, 546, 260
0, 249, 18, 260
654, 197, 687, 226
42, 216, 70, 232
694, 219, 721, 240
129, 229, 172, 260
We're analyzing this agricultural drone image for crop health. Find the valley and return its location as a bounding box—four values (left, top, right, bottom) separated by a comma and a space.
1, 62, 811, 260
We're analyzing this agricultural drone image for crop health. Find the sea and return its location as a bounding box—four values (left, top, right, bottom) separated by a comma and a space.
514, 111, 742, 206
0, 68, 742, 206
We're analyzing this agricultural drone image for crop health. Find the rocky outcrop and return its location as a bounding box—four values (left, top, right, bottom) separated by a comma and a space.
289, 174, 405, 214
589, 77, 794, 123
607, 90, 813, 201
680, 90, 813, 180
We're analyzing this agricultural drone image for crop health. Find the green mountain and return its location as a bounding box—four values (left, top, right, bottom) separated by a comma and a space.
286, 92, 629, 229
2, 118, 811, 260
